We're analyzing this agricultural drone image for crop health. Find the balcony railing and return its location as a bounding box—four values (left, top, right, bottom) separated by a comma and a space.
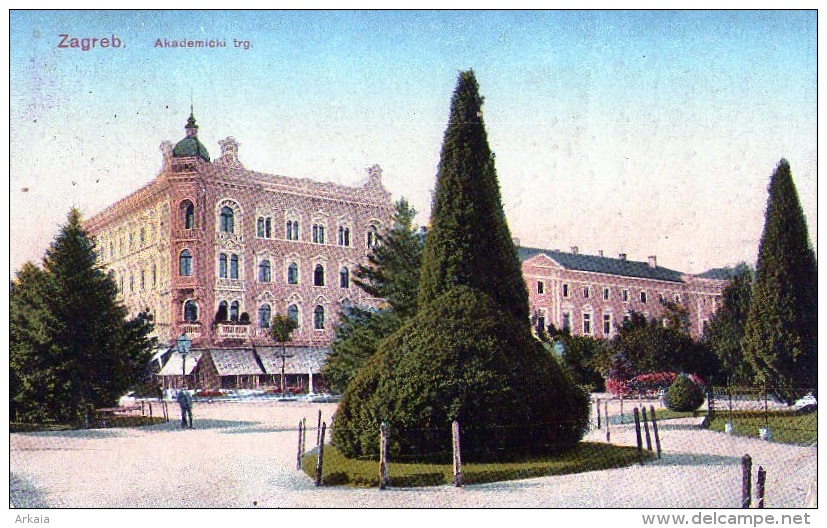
180, 323, 201, 340
217, 324, 250, 339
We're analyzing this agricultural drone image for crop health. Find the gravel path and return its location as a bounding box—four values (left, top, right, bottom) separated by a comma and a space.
9, 401, 816, 508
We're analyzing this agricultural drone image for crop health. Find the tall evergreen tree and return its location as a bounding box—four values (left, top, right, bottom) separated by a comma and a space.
353, 197, 423, 318
323, 198, 424, 393
743, 159, 817, 401
702, 263, 755, 385
418, 70, 529, 323
10, 209, 157, 424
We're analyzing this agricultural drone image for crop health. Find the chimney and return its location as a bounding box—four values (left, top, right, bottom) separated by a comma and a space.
512, 237, 520, 247
648, 255, 657, 269
598, 250, 604, 257
571, 246, 579, 255
619, 253, 627, 261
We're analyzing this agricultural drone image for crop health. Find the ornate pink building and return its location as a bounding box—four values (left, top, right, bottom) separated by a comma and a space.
85, 112, 394, 385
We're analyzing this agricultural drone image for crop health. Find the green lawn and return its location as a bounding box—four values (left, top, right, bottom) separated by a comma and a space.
707, 410, 817, 445
301, 441, 651, 487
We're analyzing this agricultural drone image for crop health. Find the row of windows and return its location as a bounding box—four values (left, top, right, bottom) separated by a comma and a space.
539, 281, 680, 305
102, 222, 158, 261
182, 200, 379, 248
116, 264, 160, 294
180, 250, 352, 288
182, 300, 327, 330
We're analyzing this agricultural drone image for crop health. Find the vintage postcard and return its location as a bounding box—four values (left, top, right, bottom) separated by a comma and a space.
7, 8, 818, 524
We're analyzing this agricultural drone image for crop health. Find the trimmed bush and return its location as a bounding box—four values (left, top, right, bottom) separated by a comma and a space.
332, 286, 591, 463
664, 373, 705, 412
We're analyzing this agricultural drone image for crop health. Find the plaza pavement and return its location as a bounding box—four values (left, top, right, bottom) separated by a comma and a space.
9, 400, 816, 508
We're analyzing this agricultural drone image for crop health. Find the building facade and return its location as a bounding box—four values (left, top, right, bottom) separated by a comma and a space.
85, 112, 395, 357
520, 246, 730, 341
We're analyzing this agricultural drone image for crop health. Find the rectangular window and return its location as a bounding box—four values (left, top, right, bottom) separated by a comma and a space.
640, 291, 647, 304
583, 285, 591, 298
562, 312, 571, 332
537, 281, 544, 294
603, 287, 610, 301
603, 314, 611, 335
563, 283, 569, 298
583, 313, 592, 335
622, 289, 629, 302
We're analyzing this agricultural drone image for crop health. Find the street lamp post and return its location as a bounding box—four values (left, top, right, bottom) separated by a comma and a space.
277, 349, 294, 398
177, 333, 192, 390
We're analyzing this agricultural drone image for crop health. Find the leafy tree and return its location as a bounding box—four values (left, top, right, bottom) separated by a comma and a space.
744, 159, 818, 402
418, 70, 530, 323
269, 313, 298, 396
556, 334, 608, 392
333, 70, 589, 462
322, 198, 424, 392
664, 373, 705, 412
702, 263, 755, 385
10, 209, 157, 424
353, 197, 423, 318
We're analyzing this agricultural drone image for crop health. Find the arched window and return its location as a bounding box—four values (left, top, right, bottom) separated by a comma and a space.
179, 249, 193, 276
313, 305, 325, 329
230, 301, 240, 322
258, 304, 271, 328
152, 264, 157, 288
287, 262, 299, 284
286, 220, 299, 241
257, 217, 266, 238
217, 301, 228, 322
218, 253, 228, 278
265, 218, 272, 238
367, 225, 379, 248
314, 264, 325, 287
230, 254, 239, 279
339, 267, 350, 289
259, 260, 271, 282
312, 224, 325, 244
338, 226, 351, 246
140, 269, 145, 290
182, 201, 194, 230
220, 206, 234, 233
287, 304, 299, 326
184, 300, 198, 322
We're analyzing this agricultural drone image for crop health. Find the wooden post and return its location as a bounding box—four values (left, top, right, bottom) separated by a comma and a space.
379, 422, 389, 490
315, 422, 326, 486
316, 409, 322, 447
620, 396, 624, 423
452, 420, 462, 487
596, 397, 601, 429
149, 402, 153, 420
742, 454, 752, 508
633, 407, 643, 463
650, 405, 661, 459
296, 420, 304, 471
641, 406, 653, 452
756, 466, 766, 509
301, 417, 307, 455
604, 399, 610, 443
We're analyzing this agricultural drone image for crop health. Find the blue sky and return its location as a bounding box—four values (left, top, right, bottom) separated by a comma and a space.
9, 10, 817, 275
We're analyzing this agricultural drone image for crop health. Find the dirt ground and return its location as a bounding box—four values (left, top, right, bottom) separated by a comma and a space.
9, 400, 816, 509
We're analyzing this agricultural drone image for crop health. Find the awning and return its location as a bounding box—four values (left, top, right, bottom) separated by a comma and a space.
158, 350, 203, 376
256, 347, 331, 375
209, 349, 264, 376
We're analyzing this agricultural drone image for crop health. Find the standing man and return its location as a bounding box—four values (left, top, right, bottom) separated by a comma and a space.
177, 388, 193, 429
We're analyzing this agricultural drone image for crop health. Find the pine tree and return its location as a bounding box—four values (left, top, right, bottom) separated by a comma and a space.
323, 198, 423, 392
353, 197, 423, 318
743, 159, 817, 402
418, 70, 529, 323
702, 263, 755, 385
10, 209, 157, 424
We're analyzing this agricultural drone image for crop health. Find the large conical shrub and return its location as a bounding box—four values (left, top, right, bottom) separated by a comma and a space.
332, 70, 590, 462
418, 70, 530, 323
743, 160, 817, 403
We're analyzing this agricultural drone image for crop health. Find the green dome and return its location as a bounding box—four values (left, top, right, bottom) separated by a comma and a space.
172, 137, 210, 161
172, 111, 210, 161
